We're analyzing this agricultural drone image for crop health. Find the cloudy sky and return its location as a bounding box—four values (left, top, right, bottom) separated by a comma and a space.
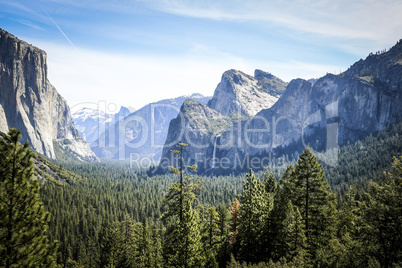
1, 0, 402, 111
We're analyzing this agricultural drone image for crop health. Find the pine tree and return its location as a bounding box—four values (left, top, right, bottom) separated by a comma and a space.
270, 164, 296, 260
236, 169, 267, 263
150, 223, 164, 268
327, 185, 364, 267
291, 147, 337, 263
99, 221, 125, 267
162, 143, 203, 267
264, 167, 277, 194
0, 128, 56, 267
216, 204, 231, 267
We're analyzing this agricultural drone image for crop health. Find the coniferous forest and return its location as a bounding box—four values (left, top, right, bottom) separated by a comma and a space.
1, 123, 402, 268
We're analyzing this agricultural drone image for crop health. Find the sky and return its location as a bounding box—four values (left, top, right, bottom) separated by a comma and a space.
1, 0, 402, 112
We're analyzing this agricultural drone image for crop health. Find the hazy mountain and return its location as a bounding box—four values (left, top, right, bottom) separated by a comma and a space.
72, 105, 135, 145
90, 93, 211, 163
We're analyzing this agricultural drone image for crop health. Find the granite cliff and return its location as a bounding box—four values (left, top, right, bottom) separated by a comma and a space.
208, 69, 285, 119
0, 29, 98, 161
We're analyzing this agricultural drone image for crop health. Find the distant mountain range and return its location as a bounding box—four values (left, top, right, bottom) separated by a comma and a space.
89, 93, 211, 163
72, 105, 135, 145
1, 28, 401, 173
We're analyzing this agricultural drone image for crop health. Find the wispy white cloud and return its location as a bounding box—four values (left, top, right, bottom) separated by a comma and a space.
144, 0, 402, 45
13, 19, 44, 30
30, 0, 401, 54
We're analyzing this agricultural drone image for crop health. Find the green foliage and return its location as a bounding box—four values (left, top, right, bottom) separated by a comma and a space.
162, 143, 204, 267
281, 201, 307, 262
98, 215, 161, 267
201, 206, 220, 266
359, 156, 402, 267
291, 147, 337, 263
0, 128, 56, 267
236, 169, 271, 263
325, 122, 402, 200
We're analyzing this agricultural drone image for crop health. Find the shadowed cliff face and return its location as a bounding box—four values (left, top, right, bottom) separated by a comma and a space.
158, 40, 402, 175
0, 29, 98, 161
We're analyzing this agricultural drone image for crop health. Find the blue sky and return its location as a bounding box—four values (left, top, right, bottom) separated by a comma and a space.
1, 0, 402, 111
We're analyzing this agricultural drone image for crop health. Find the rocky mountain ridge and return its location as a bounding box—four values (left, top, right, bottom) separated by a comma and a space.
158, 39, 402, 174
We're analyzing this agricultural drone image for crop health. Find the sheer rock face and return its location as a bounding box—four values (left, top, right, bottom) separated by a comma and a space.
158, 40, 402, 174
0, 29, 98, 161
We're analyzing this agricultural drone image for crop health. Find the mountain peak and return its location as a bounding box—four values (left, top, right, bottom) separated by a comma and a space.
222, 69, 253, 85
208, 69, 281, 118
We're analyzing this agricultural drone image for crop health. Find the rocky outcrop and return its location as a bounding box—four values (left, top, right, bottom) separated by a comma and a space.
207, 69, 285, 119
0, 29, 98, 161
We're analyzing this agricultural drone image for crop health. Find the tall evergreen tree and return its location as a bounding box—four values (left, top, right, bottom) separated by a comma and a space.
162, 143, 203, 268
281, 201, 307, 261
216, 204, 231, 267
270, 164, 296, 260
0, 128, 56, 268
291, 147, 337, 263
236, 169, 267, 263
